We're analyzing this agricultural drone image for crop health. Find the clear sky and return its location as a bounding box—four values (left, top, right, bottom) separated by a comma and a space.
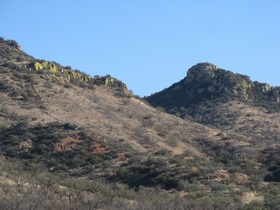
1, 1, 280, 96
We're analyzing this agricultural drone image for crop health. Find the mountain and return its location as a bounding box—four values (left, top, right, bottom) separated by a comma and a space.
146, 62, 280, 112
0, 38, 280, 209
146, 62, 280, 141
146, 62, 280, 180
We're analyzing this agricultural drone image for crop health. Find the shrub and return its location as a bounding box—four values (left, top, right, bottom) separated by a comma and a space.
63, 83, 73, 88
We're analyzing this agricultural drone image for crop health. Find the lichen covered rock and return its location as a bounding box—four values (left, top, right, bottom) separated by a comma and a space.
30, 61, 58, 73
64, 70, 90, 82
185, 62, 219, 84
147, 62, 280, 113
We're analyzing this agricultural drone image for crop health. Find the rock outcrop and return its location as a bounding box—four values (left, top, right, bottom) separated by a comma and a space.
182, 62, 280, 102
6, 39, 22, 52
29, 61, 58, 73
146, 62, 280, 113
185, 62, 219, 84
27, 61, 127, 91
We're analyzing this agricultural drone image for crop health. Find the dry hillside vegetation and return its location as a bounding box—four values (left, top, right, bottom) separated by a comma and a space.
202, 101, 280, 143
1, 38, 280, 209
0, 68, 220, 156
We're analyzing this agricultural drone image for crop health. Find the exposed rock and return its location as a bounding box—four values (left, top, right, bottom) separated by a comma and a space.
146, 62, 280, 114
6, 39, 22, 52
15, 44, 22, 52
260, 83, 271, 93
13, 44, 22, 52
183, 62, 253, 101
104, 76, 127, 90
185, 62, 219, 84
29, 61, 58, 73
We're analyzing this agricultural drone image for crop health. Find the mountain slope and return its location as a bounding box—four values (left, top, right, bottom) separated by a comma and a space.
146, 62, 280, 141
146, 62, 280, 193
1, 38, 280, 209
146, 62, 280, 112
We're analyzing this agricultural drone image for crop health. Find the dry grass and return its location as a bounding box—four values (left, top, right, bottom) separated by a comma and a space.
0, 71, 231, 158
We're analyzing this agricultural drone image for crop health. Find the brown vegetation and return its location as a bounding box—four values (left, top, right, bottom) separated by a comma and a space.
1, 38, 280, 209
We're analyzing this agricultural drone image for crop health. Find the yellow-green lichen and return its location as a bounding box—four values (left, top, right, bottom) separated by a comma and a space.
64, 70, 90, 83
105, 77, 115, 87
33, 61, 57, 73
261, 84, 271, 93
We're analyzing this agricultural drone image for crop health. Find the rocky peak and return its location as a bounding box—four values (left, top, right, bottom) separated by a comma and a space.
146, 62, 280, 113
183, 62, 255, 99
185, 62, 219, 84
6, 39, 22, 52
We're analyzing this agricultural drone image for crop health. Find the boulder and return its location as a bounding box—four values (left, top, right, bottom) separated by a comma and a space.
185, 62, 219, 84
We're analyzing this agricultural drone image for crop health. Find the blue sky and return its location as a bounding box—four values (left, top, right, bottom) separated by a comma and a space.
1, 1, 280, 96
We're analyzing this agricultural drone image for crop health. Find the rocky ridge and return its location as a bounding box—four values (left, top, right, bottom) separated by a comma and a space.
184, 62, 279, 102
1, 38, 280, 209
146, 62, 280, 112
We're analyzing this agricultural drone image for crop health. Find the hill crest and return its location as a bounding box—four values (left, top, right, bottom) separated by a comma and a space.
1, 38, 280, 209
146, 62, 280, 112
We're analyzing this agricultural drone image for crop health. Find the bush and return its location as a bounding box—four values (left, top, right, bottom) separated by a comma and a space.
63, 83, 73, 88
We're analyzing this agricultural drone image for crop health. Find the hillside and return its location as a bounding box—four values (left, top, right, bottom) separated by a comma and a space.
146, 62, 280, 145
0, 38, 280, 209
146, 62, 280, 111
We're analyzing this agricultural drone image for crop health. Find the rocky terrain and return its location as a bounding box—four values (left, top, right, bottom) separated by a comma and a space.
0, 38, 280, 209
146, 62, 280, 111
146, 62, 280, 145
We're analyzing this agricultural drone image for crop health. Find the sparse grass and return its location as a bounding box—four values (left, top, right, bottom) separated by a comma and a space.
0, 37, 280, 209
166, 139, 178, 147
63, 83, 73, 88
